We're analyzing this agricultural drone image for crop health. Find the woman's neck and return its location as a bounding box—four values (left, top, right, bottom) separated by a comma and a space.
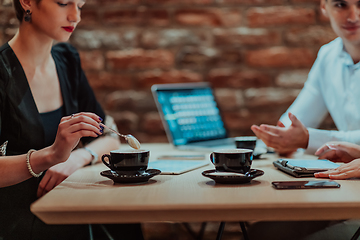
9, 24, 53, 68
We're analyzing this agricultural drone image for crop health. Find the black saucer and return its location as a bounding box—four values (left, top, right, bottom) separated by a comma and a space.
100, 169, 161, 183
202, 169, 264, 184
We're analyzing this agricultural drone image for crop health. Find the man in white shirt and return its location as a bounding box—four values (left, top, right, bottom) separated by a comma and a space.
251, 0, 360, 156
248, 0, 360, 239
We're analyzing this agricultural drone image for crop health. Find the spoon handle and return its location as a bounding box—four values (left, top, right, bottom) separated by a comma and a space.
99, 123, 126, 139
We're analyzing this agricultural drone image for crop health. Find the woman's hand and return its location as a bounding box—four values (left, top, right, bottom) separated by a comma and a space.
37, 112, 103, 197
37, 150, 86, 197
50, 112, 102, 165
315, 141, 360, 163
315, 159, 360, 180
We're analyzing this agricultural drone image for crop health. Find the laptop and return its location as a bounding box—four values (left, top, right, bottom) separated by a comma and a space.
151, 82, 236, 151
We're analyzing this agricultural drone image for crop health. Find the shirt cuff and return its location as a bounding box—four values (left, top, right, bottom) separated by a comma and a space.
305, 128, 330, 155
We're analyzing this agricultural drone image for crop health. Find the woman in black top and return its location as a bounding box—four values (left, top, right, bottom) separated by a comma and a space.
0, 0, 143, 239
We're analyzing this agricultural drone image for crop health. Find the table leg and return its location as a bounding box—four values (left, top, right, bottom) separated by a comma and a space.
198, 222, 207, 239
239, 222, 250, 240
216, 222, 226, 240
182, 222, 207, 240
100, 224, 115, 240
88, 224, 94, 240
351, 226, 360, 240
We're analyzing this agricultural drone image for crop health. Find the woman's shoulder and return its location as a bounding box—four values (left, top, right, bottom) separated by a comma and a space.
0, 43, 12, 83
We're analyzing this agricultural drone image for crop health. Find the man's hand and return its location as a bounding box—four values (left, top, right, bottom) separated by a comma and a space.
251, 112, 309, 155
315, 141, 360, 163
315, 158, 360, 180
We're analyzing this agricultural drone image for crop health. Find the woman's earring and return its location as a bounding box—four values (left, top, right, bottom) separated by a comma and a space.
24, 10, 32, 22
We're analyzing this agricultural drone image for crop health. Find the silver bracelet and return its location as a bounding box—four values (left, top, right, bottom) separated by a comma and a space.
26, 149, 43, 178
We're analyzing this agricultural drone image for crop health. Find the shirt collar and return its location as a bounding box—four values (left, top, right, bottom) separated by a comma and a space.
338, 39, 360, 68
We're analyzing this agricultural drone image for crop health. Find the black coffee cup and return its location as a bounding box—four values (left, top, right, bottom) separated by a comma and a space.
102, 149, 150, 172
235, 136, 257, 150
210, 149, 253, 173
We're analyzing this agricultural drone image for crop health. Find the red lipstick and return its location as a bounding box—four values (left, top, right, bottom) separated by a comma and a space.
62, 26, 74, 32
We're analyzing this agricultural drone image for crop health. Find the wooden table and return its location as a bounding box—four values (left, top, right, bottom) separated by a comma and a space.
31, 143, 360, 225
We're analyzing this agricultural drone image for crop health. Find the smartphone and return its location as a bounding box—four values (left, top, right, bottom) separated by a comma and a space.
272, 180, 340, 189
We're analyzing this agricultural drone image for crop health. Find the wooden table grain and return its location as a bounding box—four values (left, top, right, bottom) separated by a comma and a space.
31, 143, 360, 224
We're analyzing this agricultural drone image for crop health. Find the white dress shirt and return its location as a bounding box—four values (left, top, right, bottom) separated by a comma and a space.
279, 37, 360, 154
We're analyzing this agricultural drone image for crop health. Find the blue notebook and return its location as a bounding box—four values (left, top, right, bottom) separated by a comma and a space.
148, 160, 209, 175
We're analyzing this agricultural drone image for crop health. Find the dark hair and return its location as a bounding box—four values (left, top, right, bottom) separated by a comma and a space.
13, 0, 41, 22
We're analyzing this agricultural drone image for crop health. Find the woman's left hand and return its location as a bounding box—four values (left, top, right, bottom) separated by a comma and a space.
37, 150, 86, 197
315, 141, 360, 163
314, 159, 360, 180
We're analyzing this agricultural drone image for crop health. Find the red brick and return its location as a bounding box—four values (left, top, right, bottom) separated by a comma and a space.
213, 27, 281, 46
214, 89, 244, 110
78, 9, 99, 27
135, 132, 168, 143
219, 0, 283, 4
137, 69, 203, 89
103, 9, 142, 25
144, 0, 213, 5
175, 8, 241, 27
141, 29, 209, 48
291, 0, 319, 3
246, 47, 315, 68
208, 68, 272, 88
106, 49, 174, 70
143, 9, 170, 26
320, 114, 336, 130
111, 111, 140, 133
104, 91, 156, 111
247, 6, 316, 27
79, 50, 104, 71
275, 70, 308, 88
178, 46, 244, 68
211, 49, 243, 67
243, 87, 300, 107
0, 9, 17, 26
140, 112, 165, 134
223, 110, 283, 132
89, 0, 140, 6
177, 46, 218, 69
86, 72, 133, 90
71, 29, 138, 50
285, 26, 336, 46
4, 27, 16, 41
2, 0, 13, 6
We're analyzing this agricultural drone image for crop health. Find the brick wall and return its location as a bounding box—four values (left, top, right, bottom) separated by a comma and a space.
0, 0, 337, 143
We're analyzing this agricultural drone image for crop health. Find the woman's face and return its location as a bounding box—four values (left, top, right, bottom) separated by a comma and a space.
30, 0, 85, 42
322, 0, 360, 45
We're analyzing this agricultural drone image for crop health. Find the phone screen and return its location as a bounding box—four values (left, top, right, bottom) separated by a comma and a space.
272, 181, 340, 189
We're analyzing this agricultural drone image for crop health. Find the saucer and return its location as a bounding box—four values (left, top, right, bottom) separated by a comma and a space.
100, 169, 161, 183
202, 169, 264, 184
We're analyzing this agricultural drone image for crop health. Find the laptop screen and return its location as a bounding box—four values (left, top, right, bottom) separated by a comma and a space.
152, 83, 228, 146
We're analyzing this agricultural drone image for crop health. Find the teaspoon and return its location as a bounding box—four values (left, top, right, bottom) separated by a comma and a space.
99, 123, 141, 150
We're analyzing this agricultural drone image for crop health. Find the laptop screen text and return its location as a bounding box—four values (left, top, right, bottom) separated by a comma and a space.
157, 87, 227, 146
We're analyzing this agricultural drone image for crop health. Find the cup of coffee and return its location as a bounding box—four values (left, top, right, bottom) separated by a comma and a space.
210, 149, 253, 173
235, 136, 257, 151
102, 149, 150, 172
